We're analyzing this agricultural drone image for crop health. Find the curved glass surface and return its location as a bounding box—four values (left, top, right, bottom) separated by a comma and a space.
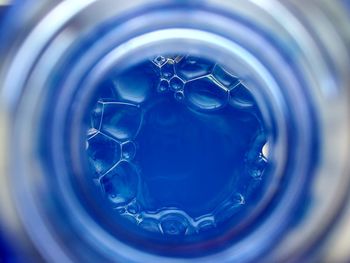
0, 1, 349, 263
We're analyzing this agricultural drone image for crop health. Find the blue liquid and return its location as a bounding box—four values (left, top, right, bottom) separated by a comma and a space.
86, 55, 268, 237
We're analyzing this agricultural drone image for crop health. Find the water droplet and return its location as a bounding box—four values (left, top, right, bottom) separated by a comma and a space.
86, 133, 121, 177
229, 83, 255, 110
158, 79, 169, 93
212, 64, 240, 88
249, 155, 267, 181
174, 91, 184, 101
262, 142, 270, 158
184, 76, 229, 111
139, 218, 161, 233
160, 61, 175, 80
250, 169, 263, 180
169, 76, 184, 91
101, 161, 139, 205
100, 102, 142, 141
232, 193, 245, 205
121, 141, 136, 160
160, 213, 189, 235
176, 56, 214, 81
127, 201, 140, 214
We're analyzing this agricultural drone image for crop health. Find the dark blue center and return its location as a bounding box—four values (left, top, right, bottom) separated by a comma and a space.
137, 97, 259, 218
86, 55, 268, 236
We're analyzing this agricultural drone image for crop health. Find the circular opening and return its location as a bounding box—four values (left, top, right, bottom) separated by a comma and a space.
8, 1, 345, 261
84, 54, 272, 244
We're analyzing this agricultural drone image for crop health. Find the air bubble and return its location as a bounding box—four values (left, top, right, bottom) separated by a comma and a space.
139, 219, 161, 233
160, 61, 175, 80
100, 102, 142, 141
152, 56, 167, 67
249, 155, 267, 181
184, 76, 229, 111
158, 79, 169, 93
86, 133, 121, 177
121, 141, 136, 160
87, 54, 269, 237
169, 76, 184, 91
127, 201, 140, 214
160, 213, 189, 236
112, 64, 154, 103
257, 155, 268, 169
229, 83, 255, 110
232, 193, 245, 205
262, 142, 270, 158
198, 220, 216, 232
101, 161, 139, 206
176, 56, 214, 81
98, 79, 118, 99
212, 64, 240, 88
250, 169, 263, 180
174, 91, 184, 101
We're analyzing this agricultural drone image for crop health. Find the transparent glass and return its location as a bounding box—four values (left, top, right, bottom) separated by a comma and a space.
0, 0, 350, 262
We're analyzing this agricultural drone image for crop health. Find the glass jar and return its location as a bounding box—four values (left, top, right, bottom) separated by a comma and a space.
1, 1, 350, 262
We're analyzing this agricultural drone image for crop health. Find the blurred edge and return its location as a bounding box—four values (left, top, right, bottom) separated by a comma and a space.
0, 0, 11, 5
1, 2, 29, 263
0, 1, 350, 262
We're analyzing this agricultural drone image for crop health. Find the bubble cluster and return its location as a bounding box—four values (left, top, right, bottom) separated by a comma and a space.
86, 55, 269, 237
